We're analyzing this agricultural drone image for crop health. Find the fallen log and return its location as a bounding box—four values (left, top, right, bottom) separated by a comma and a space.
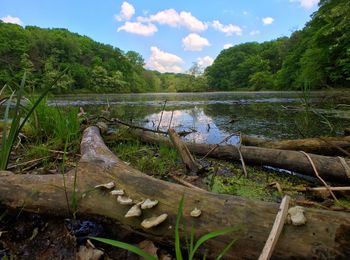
1, 126, 350, 259
168, 128, 201, 173
241, 135, 350, 156
122, 128, 350, 183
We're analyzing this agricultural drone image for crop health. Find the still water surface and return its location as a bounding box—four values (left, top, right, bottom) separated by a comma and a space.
50, 91, 350, 144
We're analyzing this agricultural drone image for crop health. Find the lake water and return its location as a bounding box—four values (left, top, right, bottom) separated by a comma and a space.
49, 91, 350, 144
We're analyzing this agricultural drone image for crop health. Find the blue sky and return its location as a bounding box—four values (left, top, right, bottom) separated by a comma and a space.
0, 0, 320, 72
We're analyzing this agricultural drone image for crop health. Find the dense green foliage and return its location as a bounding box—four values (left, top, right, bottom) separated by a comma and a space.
206, 0, 350, 90
1, 0, 349, 92
0, 22, 201, 93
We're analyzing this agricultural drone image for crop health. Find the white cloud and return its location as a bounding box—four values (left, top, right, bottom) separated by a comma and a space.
0, 15, 22, 25
115, 1, 135, 21
182, 33, 210, 51
223, 43, 233, 49
146, 46, 184, 73
262, 17, 274, 25
211, 20, 242, 36
197, 56, 214, 68
250, 30, 260, 36
243, 11, 249, 15
138, 9, 207, 32
290, 0, 319, 9
117, 22, 157, 36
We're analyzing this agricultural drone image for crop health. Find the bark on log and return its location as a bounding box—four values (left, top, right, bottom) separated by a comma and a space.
241, 135, 350, 156
123, 128, 350, 183
1, 126, 350, 259
168, 128, 200, 173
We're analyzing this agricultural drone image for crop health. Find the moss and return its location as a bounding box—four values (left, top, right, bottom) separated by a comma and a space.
336, 199, 350, 209
208, 161, 307, 202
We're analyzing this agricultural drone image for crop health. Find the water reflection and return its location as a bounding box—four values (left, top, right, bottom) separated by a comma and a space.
144, 107, 240, 144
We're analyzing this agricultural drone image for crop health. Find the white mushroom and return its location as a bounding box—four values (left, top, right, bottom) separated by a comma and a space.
288, 206, 306, 226
141, 199, 159, 209
94, 182, 115, 189
110, 189, 124, 196
125, 204, 142, 218
117, 196, 133, 205
141, 214, 168, 229
190, 208, 202, 218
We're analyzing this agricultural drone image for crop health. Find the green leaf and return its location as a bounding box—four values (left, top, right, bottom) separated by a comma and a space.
175, 195, 184, 260
189, 226, 239, 259
89, 237, 157, 260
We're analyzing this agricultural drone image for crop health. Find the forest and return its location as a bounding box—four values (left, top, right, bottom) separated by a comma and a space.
0, 0, 349, 93
206, 0, 350, 90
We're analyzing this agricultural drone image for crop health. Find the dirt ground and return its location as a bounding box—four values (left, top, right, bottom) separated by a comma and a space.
0, 208, 173, 260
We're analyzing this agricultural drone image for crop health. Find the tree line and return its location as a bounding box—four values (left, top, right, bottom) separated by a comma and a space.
0, 0, 349, 93
0, 23, 204, 93
206, 0, 350, 90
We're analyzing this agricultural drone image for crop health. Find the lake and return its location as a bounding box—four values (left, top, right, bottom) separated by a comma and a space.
49, 91, 350, 144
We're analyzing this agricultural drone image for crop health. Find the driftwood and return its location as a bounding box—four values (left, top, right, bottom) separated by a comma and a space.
258, 196, 290, 260
121, 128, 350, 183
1, 126, 350, 259
241, 135, 350, 156
168, 128, 201, 173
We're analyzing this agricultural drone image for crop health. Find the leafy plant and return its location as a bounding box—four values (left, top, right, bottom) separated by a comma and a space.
0, 70, 66, 170
90, 196, 238, 259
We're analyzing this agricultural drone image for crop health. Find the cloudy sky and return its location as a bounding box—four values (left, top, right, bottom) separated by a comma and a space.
1, 0, 320, 73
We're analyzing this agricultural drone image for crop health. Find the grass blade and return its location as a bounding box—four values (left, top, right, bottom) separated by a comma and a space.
175, 195, 184, 260
0, 91, 14, 169
189, 226, 239, 259
215, 238, 238, 260
89, 237, 157, 260
17, 68, 68, 134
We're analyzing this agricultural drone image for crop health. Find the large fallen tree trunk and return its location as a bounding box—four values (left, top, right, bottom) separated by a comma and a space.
1, 126, 350, 259
121, 128, 350, 183
241, 135, 350, 156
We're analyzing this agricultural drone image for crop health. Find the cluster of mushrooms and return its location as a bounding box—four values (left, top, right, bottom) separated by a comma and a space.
95, 181, 202, 229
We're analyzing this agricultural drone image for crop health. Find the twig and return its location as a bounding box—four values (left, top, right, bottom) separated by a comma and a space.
200, 133, 237, 160
168, 110, 174, 130
157, 100, 167, 131
318, 137, 350, 157
338, 156, 350, 179
7, 156, 51, 170
291, 199, 330, 210
99, 116, 168, 135
269, 182, 283, 195
258, 195, 290, 260
300, 151, 339, 202
169, 174, 205, 191
300, 186, 350, 192
237, 132, 248, 178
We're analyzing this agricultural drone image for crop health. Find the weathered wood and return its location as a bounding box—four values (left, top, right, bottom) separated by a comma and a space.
258, 196, 290, 260
168, 128, 200, 173
241, 135, 350, 156
124, 128, 350, 183
1, 126, 350, 259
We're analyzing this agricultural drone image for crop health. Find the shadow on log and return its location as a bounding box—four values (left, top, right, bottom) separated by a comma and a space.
121, 128, 350, 184
1, 126, 350, 259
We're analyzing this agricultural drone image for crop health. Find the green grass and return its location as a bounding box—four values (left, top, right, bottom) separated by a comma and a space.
0, 70, 67, 170
26, 100, 81, 151
111, 138, 179, 177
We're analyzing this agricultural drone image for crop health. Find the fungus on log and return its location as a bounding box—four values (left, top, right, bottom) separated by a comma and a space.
0, 126, 349, 259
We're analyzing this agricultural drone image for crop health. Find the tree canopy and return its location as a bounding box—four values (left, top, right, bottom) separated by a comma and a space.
206, 0, 350, 90
1, 0, 349, 93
